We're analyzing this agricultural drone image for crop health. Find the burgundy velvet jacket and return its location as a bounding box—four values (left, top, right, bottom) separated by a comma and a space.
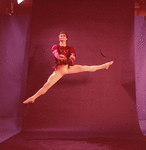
52, 45, 76, 66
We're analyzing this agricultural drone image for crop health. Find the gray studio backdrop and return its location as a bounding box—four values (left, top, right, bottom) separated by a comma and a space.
135, 16, 146, 135
0, 14, 31, 142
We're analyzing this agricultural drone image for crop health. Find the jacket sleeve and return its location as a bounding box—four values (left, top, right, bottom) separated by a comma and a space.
52, 45, 60, 59
70, 46, 76, 57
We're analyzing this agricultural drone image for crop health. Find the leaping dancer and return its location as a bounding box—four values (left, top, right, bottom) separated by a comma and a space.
23, 31, 113, 104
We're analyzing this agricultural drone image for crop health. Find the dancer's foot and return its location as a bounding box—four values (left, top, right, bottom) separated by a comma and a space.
104, 61, 114, 69
23, 97, 35, 104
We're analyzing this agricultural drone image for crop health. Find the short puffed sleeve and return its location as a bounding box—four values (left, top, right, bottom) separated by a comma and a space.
52, 45, 58, 52
70, 46, 76, 57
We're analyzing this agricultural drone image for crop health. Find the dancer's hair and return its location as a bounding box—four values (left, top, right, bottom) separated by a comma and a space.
59, 31, 68, 39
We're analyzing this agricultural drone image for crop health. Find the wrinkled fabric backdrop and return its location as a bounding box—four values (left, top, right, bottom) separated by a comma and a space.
0, 0, 140, 136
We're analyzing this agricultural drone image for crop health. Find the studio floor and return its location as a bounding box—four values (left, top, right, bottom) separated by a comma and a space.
0, 131, 146, 150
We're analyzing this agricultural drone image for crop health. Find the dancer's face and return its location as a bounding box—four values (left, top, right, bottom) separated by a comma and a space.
59, 33, 68, 42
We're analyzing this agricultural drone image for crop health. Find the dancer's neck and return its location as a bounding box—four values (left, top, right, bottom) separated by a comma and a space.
59, 41, 66, 47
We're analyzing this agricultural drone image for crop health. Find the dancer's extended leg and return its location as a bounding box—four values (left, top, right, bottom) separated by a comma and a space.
23, 61, 113, 104
23, 70, 64, 104
67, 61, 113, 74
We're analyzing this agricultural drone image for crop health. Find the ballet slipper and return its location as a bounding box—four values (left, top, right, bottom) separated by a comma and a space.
104, 61, 114, 69
23, 97, 35, 104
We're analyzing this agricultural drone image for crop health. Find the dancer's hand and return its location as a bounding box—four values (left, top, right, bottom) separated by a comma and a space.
59, 54, 67, 61
69, 55, 75, 62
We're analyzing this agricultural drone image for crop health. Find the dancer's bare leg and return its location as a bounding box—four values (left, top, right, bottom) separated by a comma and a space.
67, 61, 114, 74
23, 70, 64, 104
23, 61, 113, 104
